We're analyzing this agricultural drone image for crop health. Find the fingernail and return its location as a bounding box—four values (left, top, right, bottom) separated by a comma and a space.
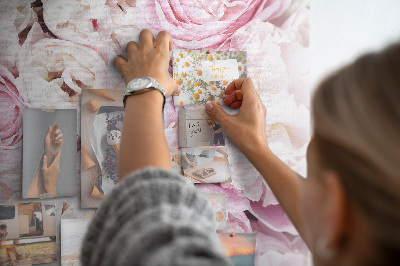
205, 102, 214, 111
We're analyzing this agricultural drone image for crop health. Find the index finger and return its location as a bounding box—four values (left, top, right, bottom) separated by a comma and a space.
155, 31, 173, 52
224, 78, 260, 104
52, 124, 60, 133
224, 78, 254, 95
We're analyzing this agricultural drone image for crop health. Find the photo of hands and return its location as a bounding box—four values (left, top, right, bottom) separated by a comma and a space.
22, 109, 77, 199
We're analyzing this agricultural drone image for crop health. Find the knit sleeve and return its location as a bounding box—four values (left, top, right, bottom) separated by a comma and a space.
80, 167, 232, 266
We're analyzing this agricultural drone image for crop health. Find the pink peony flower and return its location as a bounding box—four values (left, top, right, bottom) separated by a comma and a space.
0, 175, 20, 202
0, 65, 26, 149
250, 200, 297, 235
42, 0, 125, 90
136, 0, 291, 49
16, 23, 120, 108
0, 0, 37, 73
246, 202, 311, 265
195, 183, 251, 213
0, 65, 25, 202
42, 0, 110, 59
255, 231, 311, 266
106, 0, 140, 28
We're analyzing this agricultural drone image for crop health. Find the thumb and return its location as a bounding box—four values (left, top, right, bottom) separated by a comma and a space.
46, 126, 52, 137
205, 102, 230, 127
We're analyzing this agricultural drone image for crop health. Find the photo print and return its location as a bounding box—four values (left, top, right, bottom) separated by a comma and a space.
17, 202, 56, 239
80, 89, 125, 208
0, 205, 18, 240
0, 237, 57, 265
61, 219, 92, 266
173, 49, 247, 106
219, 233, 257, 266
182, 146, 231, 183
22, 108, 77, 199
0, 202, 57, 265
179, 108, 226, 148
205, 194, 227, 231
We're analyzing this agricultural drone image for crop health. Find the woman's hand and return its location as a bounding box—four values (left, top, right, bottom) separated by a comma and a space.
113, 29, 178, 97
205, 78, 268, 155
42, 152, 61, 197
44, 124, 63, 160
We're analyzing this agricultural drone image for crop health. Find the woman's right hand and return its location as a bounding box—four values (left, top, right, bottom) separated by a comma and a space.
205, 78, 268, 155
44, 124, 63, 160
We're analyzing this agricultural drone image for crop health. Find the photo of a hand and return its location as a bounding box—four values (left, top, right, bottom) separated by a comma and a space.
44, 124, 63, 159
26, 124, 63, 198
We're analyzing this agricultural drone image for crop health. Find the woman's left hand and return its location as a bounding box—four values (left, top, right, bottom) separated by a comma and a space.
113, 29, 178, 97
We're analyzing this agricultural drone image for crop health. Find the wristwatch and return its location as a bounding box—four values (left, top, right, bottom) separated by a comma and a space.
123, 76, 166, 109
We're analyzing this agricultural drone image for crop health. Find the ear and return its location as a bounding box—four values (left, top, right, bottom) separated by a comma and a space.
321, 171, 350, 251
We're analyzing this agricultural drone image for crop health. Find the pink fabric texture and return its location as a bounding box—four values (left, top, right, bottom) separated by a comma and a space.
0, 0, 311, 265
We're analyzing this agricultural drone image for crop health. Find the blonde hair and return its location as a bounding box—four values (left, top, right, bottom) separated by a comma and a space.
312, 43, 400, 264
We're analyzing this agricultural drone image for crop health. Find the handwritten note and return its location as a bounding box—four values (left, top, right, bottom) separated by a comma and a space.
188, 121, 202, 138
199, 59, 239, 82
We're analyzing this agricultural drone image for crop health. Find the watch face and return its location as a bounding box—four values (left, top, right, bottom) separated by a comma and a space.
130, 77, 151, 90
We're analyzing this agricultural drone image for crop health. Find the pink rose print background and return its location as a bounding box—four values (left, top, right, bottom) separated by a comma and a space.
0, 0, 311, 265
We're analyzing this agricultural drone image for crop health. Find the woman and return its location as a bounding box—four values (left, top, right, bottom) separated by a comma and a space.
81, 29, 400, 265
0, 224, 23, 263
201, 113, 225, 146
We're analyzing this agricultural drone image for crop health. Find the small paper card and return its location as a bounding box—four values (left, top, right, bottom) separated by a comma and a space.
22, 108, 77, 199
173, 49, 247, 106
61, 219, 92, 265
205, 193, 227, 231
219, 233, 257, 266
80, 89, 125, 208
178, 108, 226, 147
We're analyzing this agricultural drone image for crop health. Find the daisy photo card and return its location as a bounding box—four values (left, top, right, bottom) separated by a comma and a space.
173, 49, 247, 106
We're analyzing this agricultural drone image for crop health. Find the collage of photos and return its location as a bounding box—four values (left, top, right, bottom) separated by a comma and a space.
80, 89, 125, 208
1, 56, 252, 265
173, 49, 247, 106
22, 109, 77, 199
0, 202, 57, 265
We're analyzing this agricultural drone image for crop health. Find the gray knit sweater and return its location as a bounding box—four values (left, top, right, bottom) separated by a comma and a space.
81, 167, 232, 266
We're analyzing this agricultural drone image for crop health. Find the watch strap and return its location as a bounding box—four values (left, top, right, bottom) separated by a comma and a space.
123, 77, 166, 110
